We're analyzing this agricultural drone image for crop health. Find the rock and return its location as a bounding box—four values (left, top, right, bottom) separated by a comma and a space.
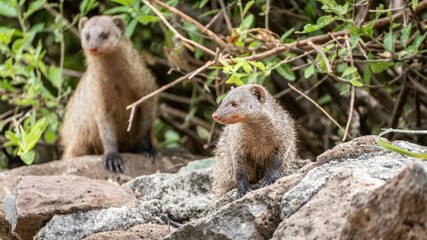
35, 207, 156, 240
340, 161, 427, 239
0, 152, 191, 239
82, 224, 174, 240
3, 175, 137, 240
272, 140, 424, 240
165, 163, 316, 240
178, 158, 215, 173
124, 169, 213, 221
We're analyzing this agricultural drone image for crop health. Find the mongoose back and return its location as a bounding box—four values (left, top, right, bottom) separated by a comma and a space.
60, 15, 158, 172
211, 84, 297, 197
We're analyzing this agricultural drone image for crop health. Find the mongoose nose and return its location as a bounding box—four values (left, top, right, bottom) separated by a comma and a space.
212, 113, 219, 121
88, 47, 98, 53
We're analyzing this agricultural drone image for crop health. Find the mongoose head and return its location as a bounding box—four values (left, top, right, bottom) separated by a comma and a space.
79, 15, 126, 56
212, 84, 267, 124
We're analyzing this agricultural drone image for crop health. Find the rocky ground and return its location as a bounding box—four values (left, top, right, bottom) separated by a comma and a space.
1, 135, 427, 240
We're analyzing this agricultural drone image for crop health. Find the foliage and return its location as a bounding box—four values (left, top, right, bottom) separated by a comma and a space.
1, 0, 427, 168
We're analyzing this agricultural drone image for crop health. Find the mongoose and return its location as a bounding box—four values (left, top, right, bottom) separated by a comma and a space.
211, 84, 297, 197
60, 15, 158, 172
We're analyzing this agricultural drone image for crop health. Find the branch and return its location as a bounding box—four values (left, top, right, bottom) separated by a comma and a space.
142, 0, 216, 56
288, 83, 346, 134
148, 0, 228, 49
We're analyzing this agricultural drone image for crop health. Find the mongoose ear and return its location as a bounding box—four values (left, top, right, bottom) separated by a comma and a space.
250, 85, 266, 104
112, 16, 126, 35
79, 17, 89, 33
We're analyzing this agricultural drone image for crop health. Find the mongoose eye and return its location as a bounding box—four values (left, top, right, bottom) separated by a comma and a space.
85, 33, 90, 41
100, 32, 109, 40
231, 101, 239, 108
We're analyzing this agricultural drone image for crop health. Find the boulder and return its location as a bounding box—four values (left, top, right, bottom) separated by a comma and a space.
124, 169, 213, 221
272, 140, 424, 239
340, 161, 427, 239
35, 207, 155, 240
3, 175, 137, 240
0, 152, 191, 239
82, 224, 174, 240
165, 163, 316, 239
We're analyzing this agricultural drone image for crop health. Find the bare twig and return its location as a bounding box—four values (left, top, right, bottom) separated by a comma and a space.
148, 0, 228, 49
288, 83, 346, 133
307, 41, 332, 74
142, 0, 216, 56
342, 86, 355, 141
127, 60, 213, 108
219, 0, 233, 32
265, 0, 271, 30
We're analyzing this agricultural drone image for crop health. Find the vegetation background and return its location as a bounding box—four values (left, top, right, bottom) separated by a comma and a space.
1, 0, 426, 169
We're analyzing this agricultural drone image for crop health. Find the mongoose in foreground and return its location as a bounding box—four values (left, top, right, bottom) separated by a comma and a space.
211, 84, 298, 197
60, 15, 158, 172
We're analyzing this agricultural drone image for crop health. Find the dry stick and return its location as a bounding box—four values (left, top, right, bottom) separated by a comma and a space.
288, 83, 346, 134
149, 0, 228, 49
265, 0, 271, 30
342, 35, 355, 142
126, 61, 214, 131
219, 0, 233, 32
307, 41, 332, 74
142, 0, 216, 56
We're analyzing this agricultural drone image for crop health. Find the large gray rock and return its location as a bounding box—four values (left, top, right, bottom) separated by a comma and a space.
35, 207, 156, 240
166, 163, 316, 240
82, 224, 174, 240
124, 169, 213, 221
272, 140, 424, 239
0, 152, 191, 239
3, 175, 137, 240
340, 161, 427, 239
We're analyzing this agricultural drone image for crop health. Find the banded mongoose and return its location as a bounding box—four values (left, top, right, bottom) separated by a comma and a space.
211, 84, 298, 197
60, 15, 158, 172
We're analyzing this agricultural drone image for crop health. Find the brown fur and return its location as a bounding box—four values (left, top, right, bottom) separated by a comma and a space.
211, 84, 298, 197
60, 15, 157, 171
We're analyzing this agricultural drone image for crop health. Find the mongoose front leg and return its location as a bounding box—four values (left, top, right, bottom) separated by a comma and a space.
235, 156, 252, 197
136, 131, 156, 160
262, 152, 283, 187
97, 116, 124, 172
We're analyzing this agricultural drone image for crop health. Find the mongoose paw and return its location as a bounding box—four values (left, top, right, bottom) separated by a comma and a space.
237, 182, 252, 198
262, 173, 279, 187
136, 139, 156, 160
103, 152, 124, 172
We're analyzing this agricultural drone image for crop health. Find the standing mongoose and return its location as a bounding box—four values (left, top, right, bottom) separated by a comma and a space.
211, 84, 298, 197
60, 15, 158, 172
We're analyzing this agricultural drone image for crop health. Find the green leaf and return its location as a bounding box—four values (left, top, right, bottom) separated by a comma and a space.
196, 126, 209, 140
400, 23, 411, 48
363, 64, 371, 86
243, 0, 254, 16
125, 18, 138, 38
24, 0, 46, 20
302, 15, 336, 33
413, 0, 419, 11
318, 0, 349, 15
250, 61, 266, 71
276, 64, 296, 81
240, 14, 254, 30
350, 79, 363, 87
80, 0, 100, 15
111, 0, 135, 6
47, 66, 62, 89
377, 137, 427, 160
407, 32, 427, 53
341, 66, 357, 77
137, 15, 160, 25
304, 64, 316, 78
370, 62, 394, 74
0, 1, 17, 18
383, 29, 394, 52
242, 61, 253, 74
280, 28, 295, 42
226, 74, 244, 86
20, 151, 35, 165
